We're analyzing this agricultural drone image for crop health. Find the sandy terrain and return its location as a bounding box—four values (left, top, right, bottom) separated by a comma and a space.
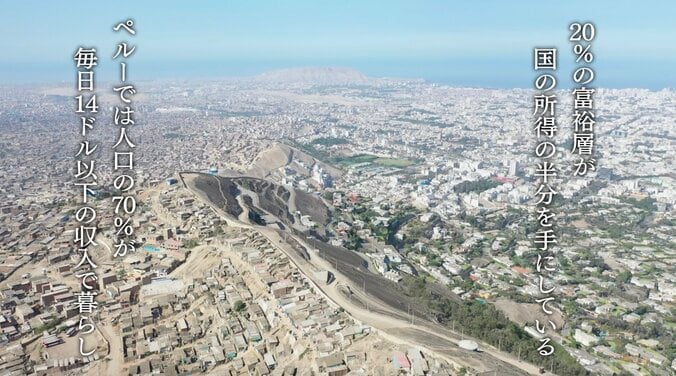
183, 175, 551, 375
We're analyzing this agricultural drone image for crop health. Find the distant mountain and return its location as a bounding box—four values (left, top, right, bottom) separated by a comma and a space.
253, 67, 369, 84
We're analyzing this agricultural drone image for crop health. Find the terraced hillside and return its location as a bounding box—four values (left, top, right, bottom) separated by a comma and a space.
184, 172, 330, 231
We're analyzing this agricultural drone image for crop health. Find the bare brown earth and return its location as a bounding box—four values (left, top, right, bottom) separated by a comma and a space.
246, 142, 343, 180
494, 298, 565, 331
183, 172, 549, 375
246, 143, 292, 178
170, 245, 222, 279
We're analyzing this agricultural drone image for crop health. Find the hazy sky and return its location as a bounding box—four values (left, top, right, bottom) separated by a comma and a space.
1, 0, 675, 88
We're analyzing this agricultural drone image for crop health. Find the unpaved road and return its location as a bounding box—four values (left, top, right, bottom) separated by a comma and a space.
182, 173, 554, 375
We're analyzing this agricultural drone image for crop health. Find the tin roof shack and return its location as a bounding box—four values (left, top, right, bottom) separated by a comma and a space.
407, 347, 429, 375
317, 352, 348, 376
391, 350, 411, 371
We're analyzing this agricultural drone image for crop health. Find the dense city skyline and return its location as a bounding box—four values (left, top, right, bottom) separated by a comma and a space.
0, 3, 674, 375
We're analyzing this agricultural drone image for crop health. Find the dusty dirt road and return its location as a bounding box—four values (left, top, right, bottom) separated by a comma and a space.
183, 174, 550, 375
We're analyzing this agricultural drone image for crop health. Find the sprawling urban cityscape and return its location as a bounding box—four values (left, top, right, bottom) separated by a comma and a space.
0, 64, 673, 376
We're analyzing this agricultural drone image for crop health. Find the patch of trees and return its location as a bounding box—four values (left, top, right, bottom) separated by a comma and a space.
402, 276, 589, 375
312, 137, 349, 147
345, 228, 363, 251
625, 197, 656, 211
453, 178, 500, 194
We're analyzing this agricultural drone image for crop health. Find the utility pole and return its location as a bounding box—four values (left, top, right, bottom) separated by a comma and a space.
517, 346, 521, 361
550, 358, 553, 373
